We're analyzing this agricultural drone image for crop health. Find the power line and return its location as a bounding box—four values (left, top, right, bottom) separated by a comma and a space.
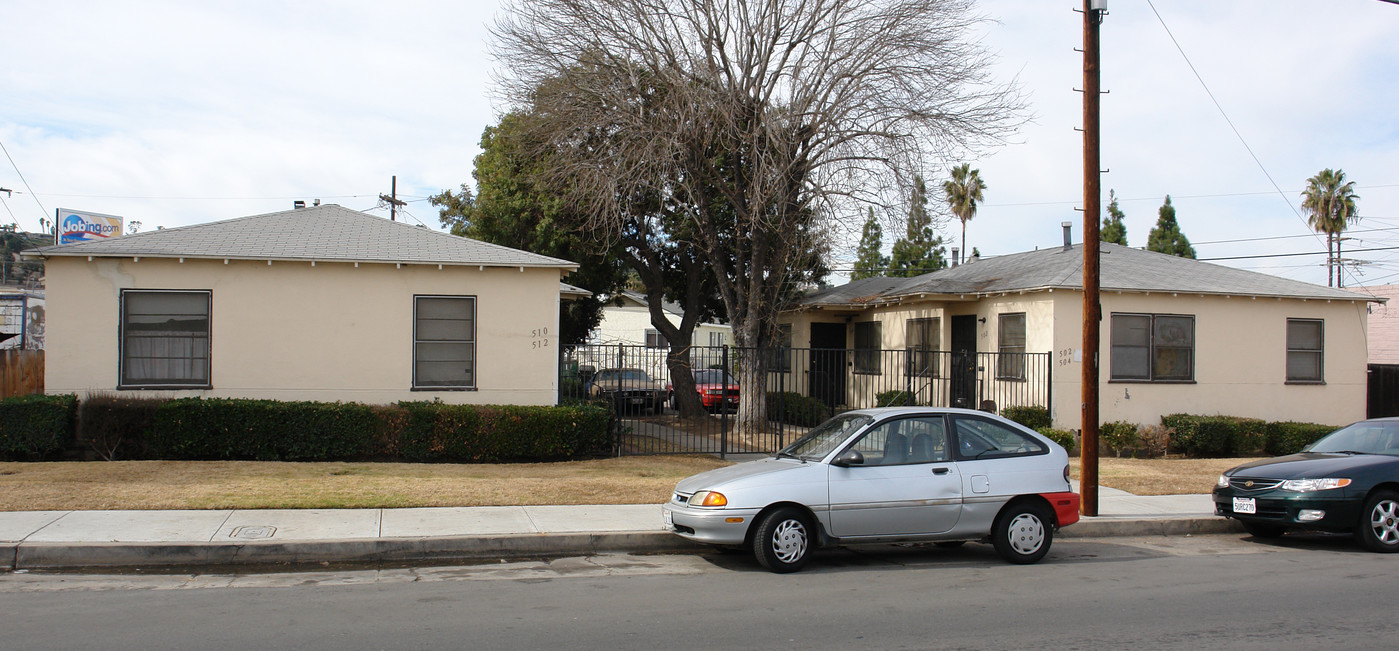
0, 137, 48, 231
985, 184, 1399, 208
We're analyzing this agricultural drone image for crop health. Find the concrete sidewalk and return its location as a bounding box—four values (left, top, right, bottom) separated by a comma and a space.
1, 490, 1234, 571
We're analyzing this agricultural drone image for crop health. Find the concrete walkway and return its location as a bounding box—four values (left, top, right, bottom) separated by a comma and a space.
0, 490, 1234, 571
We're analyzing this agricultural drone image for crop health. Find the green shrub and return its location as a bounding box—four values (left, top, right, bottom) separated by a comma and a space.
1099, 421, 1139, 456
1264, 421, 1338, 456
77, 394, 167, 460
766, 392, 830, 427
874, 390, 917, 407
0, 394, 78, 460
1163, 414, 1271, 457
147, 398, 379, 461
1037, 427, 1077, 452
395, 402, 610, 462
1002, 405, 1051, 431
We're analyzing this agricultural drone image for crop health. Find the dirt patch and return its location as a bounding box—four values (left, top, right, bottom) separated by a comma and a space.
1071, 456, 1258, 496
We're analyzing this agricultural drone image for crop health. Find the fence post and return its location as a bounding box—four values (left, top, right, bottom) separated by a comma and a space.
720, 344, 728, 460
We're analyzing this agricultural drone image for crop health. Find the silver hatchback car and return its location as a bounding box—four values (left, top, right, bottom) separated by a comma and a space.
663, 407, 1081, 572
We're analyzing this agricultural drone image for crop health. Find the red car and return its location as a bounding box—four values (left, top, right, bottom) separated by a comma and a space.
668, 368, 739, 412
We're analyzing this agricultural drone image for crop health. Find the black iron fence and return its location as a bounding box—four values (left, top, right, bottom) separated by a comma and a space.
561, 344, 1051, 457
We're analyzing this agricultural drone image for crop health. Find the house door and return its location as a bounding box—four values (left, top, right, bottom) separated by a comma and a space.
810, 323, 847, 409
949, 315, 977, 408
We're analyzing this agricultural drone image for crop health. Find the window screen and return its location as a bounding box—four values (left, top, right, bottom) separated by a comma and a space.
120, 290, 211, 388
414, 296, 476, 389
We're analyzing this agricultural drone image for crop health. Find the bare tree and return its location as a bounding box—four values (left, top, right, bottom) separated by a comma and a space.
492, 0, 1023, 436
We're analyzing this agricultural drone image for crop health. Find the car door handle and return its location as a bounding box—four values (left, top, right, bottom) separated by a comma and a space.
931, 467, 950, 475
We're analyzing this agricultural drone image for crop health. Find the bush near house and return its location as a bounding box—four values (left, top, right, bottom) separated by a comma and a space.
0, 394, 78, 460
39, 397, 613, 463
1100, 421, 1140, 457
874, 390, 917, 407
1036, 427, 1077, 452
1263, 421, 1338, 456
1163, 414, 1331, 458
766, 392, 830, 427
1001, 405, 1051, 431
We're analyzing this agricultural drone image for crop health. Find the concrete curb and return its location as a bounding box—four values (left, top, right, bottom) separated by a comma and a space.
5, 517, 1241, 571
8, 532, 708, 571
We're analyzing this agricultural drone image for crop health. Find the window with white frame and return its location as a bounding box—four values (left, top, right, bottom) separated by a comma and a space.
645, 329, 668, 348
120, 290, 211, 389
1286, 318, 1324, 383
906, 317, 940, 377
854, 321, 882, 374
708, 331, 726, 347
413, 296, 476, 389
997, 313, 1026, 379
1110, 313, 1194, 382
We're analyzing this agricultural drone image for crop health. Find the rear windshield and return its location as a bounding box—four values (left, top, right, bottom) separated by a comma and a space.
693, 369, 735, 384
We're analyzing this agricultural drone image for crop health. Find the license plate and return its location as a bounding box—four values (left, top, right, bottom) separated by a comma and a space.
630, 398, 645, 405
1233, 497, 1257, 514
663, 510, 674, 528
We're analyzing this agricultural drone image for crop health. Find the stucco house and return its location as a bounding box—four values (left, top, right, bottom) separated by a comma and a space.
1363, 284, 1399, 364
581, 290, 733, 382
26, 204, 578, 406
779, 242, 1379, 429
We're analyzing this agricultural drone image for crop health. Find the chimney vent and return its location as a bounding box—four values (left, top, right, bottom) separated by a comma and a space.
294, 200, 307, 209
1062, 221, 1073, 250
951, 247, 960, 268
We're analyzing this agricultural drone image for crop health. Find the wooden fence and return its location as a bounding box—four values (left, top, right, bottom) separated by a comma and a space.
0, 349, 44, 398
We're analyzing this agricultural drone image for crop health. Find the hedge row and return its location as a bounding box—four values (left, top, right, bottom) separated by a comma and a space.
766, 392, 830, 427
2, 395, 611, 463
0, 394, 78, 460
1161, 414, 1336, 457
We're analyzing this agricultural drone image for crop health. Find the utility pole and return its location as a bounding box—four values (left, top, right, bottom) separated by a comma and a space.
379, 175, 406, 222
1080, 0, 1107, 517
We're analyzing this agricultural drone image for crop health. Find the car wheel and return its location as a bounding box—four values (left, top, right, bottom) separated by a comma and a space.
1356, 489, 1399, 553
752, 507, 814, 573
934, 540, 966, 549
1241, 521, 1287, 539
992, 502, 1053, 564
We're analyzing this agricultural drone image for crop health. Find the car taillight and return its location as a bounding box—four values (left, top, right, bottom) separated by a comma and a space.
1064, 465, 1071, 483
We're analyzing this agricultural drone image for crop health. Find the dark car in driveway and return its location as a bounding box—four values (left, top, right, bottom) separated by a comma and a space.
1213, 417, 1399, 552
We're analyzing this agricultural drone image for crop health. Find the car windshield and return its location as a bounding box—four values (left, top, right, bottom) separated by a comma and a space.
693, 369, 735, 384
597, 369, 650, 383
778, 414, 874, 460
1305, 421, 1399, 456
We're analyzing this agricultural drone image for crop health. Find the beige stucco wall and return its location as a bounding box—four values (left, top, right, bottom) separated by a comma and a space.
1049, 290, 1370, 429
44, 256, 564, 405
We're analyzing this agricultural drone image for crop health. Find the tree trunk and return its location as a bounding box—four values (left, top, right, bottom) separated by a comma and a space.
666, 345, 707, 418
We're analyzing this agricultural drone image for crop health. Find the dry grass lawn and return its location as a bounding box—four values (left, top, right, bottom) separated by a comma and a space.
1071, 456, 1259, 496
0, 454, 1253, 511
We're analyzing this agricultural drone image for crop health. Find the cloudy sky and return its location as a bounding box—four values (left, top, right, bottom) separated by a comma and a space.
2, 0, 1395, 290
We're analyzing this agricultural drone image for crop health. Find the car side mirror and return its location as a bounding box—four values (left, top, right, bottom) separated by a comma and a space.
831, 449, 864, 467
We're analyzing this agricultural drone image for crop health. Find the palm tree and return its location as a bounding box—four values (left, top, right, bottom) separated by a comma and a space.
1300, 168, 1360, 287
943, 163, 986, 264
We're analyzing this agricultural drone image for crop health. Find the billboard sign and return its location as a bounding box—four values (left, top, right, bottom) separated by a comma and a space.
58, 208, 123, 245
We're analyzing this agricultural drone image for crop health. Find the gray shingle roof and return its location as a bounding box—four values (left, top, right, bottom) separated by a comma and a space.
799, 243, 1376, 307
26, 204, 576, 269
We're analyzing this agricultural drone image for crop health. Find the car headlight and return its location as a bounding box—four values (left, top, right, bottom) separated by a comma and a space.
1217, 474, 1230, 488
1279, 478, 1352, 492
688, 490, 728, 507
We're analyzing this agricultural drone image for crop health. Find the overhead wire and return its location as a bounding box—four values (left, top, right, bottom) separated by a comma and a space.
0, 137, 48, 231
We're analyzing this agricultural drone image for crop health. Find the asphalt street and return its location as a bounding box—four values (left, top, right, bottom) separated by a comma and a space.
2, 532, 1394, 649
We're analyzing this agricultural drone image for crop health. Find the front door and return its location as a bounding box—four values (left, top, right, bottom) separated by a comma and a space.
809, 323, 847, 409
950, 315, 978, 408
826, 415, 962, 537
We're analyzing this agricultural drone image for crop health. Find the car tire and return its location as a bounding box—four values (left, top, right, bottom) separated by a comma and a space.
992, 501, 1053, 564
1355, 489, 1399, 553
752, 507, 814, 573
1241, 521, 1287, 539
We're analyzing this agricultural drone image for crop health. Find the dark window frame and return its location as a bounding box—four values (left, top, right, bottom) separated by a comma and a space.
905, 317, 941, 378
645, 329, 668, 349
1285, 318, 1325, 384
119, 289, 213, 390
996, 313, 1027, 380
1109, 312, 1196, 383
412, 295, 477, 391
853, 321, 882, 374
768, 324, 793, 373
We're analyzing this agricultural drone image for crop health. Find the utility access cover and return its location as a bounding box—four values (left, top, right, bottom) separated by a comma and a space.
229, 525, 277, 540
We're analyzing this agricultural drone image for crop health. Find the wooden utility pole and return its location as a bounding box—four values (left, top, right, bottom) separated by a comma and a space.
379, 175, 406, 222
1081, 0, 1106, 516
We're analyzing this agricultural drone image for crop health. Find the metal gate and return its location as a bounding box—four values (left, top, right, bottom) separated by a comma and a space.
560, 344, 1051, 457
